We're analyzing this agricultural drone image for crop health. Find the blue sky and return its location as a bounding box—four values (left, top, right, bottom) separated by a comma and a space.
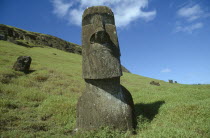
1, 0, 210, 84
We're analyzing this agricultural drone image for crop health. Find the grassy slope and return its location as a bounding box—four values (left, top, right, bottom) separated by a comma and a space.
0, 40, 210, 137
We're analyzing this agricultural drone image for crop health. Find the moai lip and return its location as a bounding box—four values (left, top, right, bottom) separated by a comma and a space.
77, 6, 136, 132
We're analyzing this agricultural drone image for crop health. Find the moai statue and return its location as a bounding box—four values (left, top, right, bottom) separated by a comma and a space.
13, 56, 32, 73
169, 80, 173, 83
76, 6, 136, 131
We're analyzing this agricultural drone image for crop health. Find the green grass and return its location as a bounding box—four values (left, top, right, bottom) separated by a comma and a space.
0, 40, 210, 137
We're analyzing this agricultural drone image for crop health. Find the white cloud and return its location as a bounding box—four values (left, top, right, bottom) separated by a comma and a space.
174, 4, 209, 34
51, 0, 156, 27
161, 68, 172, 73
174, 22, 203, 33
177, 5, 203, 22
52, 0, 72, 17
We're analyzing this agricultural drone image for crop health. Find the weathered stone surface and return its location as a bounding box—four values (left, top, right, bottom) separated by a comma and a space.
0, 34, 5, 40
77, 6, 136, 132
82, 6, 122, 79
77, 78, 136, 131
13, 56, 32, 73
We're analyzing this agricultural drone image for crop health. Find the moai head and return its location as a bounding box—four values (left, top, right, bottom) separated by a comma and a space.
13, 56, 32, 72
169, 80, 173, 83
82, 6, 122, 79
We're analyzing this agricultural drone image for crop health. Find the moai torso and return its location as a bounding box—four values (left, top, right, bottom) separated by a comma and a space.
82, 6, 122, 79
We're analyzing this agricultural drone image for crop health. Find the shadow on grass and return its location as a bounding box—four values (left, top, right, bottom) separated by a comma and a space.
135, 101, 165, 121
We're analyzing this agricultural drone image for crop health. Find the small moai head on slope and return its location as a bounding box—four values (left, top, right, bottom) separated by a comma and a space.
169, 80, 173, 83
82, 6, 122, 79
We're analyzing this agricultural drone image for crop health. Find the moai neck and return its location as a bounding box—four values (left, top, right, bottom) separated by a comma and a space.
85, 78, 124, 100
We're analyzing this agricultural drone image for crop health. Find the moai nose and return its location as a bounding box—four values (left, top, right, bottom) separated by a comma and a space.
92, 15, 105, 32
90, 31, 110, 44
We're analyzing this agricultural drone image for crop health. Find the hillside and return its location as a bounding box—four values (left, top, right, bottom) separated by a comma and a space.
0, 40, 209, 137
0, 24, 130, 73
0, 24, 82, 54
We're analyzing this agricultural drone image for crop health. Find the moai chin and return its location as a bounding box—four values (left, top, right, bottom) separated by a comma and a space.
77, 6, 136, 131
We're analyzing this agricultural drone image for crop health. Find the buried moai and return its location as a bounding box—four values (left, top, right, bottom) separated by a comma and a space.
13, 56, 32, 73
169, 80, 173, 83
76, 6, 136, 131
150, 81, 160, 86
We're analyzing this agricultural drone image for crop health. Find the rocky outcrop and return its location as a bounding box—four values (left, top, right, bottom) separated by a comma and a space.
0, 34, 5, 40
0, 24, 81, 54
